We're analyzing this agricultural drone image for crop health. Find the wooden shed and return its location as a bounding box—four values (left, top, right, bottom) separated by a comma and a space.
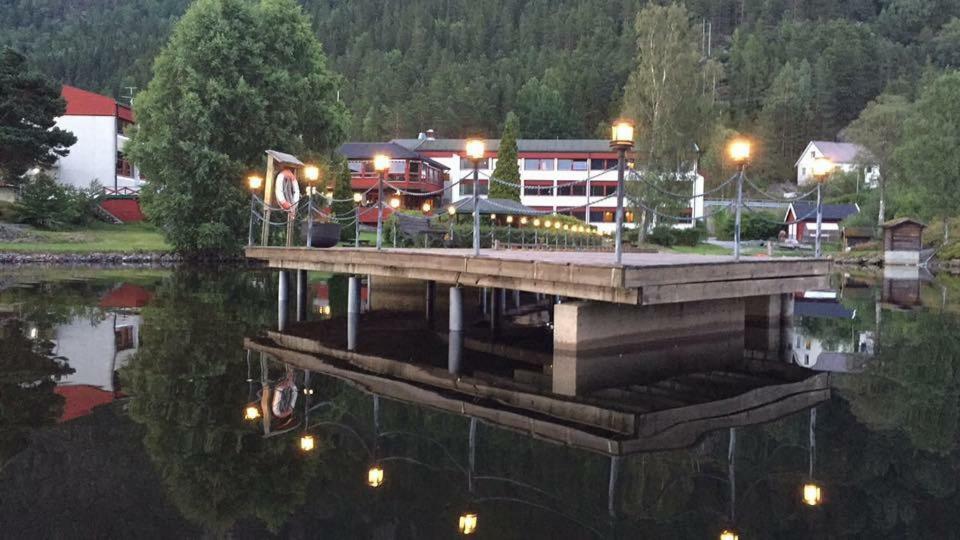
882, 218, 925, 266
842, 227, 874, 251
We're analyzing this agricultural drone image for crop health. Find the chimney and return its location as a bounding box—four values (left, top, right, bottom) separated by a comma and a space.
426, 129, 436, 140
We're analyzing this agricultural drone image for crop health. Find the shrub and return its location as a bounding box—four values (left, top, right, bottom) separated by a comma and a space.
648, 225, 703, 247
714, 209, 783, 240
14, 174, 99, 229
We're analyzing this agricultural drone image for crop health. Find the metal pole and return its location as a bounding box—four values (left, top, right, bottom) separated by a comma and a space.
348, 276, 360, 351
449, 286, 463, 375
472, 161, 480, 256
248, 194, 256, 246
815, 183, 823, 258
614, 148, 626, 264
296, 270, 307, 322
354, 207, 360, 247
734, 165, 745, 261
376, 171, 384, 250
306, 196, 313, 248
277, 271, 288, 332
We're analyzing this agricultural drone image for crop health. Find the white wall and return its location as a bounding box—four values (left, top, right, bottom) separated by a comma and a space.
53, 313, 141, 391
53, 116, 142, 191
796, 145, 879, 187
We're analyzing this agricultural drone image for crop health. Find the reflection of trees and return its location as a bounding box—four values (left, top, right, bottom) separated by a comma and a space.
121, 270, 325, 534
0, 320, 73, 468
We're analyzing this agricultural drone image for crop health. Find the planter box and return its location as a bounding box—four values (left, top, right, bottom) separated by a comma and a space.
302, 222, 341, 248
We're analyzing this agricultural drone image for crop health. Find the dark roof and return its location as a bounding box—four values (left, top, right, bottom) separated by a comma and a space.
787, 201, 859, 222
794, 300, 856, 319
882, 217, 926, 229
449, 197, 541, 216
392, 138, 615, 153
337, 142, 449, 170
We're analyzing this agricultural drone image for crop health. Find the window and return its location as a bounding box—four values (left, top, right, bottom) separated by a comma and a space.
591, 158, 619, 171
591, 184, 616, 197
524, 158, 554, 171
557, 182, 586, 196
116, 152, 133, 177
409, 161, 421, 175
117, 119, 133, 136
558, 159, 588, 171
460, 157, 490, 169
348, 160, 364, 174
523, 181, 554, 196
115, 325, 135, 351
389, 160, 405, 174
589, 210, 615, 223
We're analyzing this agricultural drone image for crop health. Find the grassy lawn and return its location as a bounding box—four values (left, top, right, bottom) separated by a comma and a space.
667, 243, 732, 256
0, 222, 170, 253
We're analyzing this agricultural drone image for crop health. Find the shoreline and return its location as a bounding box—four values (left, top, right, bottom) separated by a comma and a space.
0, 251, 255, 266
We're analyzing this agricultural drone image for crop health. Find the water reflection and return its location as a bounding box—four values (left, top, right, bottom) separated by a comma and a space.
1, 269, 960, 538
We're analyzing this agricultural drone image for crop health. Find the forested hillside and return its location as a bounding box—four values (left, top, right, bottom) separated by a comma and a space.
3, 0, 960, 181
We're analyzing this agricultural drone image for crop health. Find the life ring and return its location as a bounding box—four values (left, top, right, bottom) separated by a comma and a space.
275, 169, 301, 212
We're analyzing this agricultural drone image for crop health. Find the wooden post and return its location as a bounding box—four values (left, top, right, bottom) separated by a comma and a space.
260, 155, 276, 246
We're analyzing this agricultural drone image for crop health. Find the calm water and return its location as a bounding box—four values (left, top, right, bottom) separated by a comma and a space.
2, 267, 960, 539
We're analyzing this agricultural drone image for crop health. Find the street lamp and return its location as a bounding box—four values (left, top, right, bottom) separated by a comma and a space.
243, 404, 261, 421
373, 154, 391, 250
353, 192, 363, 203
465, 139, 485, 256
389, 195, 401, 209
812, 157, 834, 258
802, 482, 823, 506
728, 138, 751, 261
458, 512, 478, 535
422, 201, 432, 213
247, 175, 264, 246
719, 529, 740, 540
368, 465, 385, 488
610, 120, 635, 265
299, 434, 316, 452
303, 164, 320, 182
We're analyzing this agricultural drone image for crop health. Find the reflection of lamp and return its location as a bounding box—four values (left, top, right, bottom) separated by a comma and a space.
367, 466, 385, 488
300, 434, 316, 452
720, 529, 740, 540
802, 483, 822, 506
244, 405, 261, 421
458, 512, 478, 535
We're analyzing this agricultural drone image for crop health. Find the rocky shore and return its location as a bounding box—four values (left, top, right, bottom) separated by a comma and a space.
0, 251, 256, 266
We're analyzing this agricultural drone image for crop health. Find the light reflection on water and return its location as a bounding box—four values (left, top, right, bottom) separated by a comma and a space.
1, 268, 959, 539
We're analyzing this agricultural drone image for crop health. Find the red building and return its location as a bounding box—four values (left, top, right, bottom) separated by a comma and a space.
338, 142, 450, 224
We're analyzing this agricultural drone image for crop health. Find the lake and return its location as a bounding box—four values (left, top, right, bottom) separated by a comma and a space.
1, 266, 958, 539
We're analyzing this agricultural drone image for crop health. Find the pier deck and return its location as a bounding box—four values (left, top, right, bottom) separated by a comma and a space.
246, 247, 831, 305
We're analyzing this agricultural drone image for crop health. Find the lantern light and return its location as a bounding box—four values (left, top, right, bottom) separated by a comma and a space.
506, 216, 514, 224
610, 120, 635, 150
303, 165, 320, 182
490, 214, 497, 220
533, 219, 541, 227
325, 190, 334, 200
373, 154, 391, 172
812, 157, 834, 181
719, 530, 739, 540
554, 221, 561, 230
728, 139, 751, 165
422, 201, 433, 213
544, 219, 552, 228
247, 175, 264, 191
353, 192, 363, 203
447, 205, 457, 215
243, 405, 261, 421
465, 139, 486, 161
390, 196, 401, 209
367, 466, 385, 488
802, 483, 823, 506
299, 435, 316, 452
458, 512, 478, 535
520, 217, 528, 225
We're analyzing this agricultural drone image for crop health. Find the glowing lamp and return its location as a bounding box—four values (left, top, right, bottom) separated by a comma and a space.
506, 216, 514, 224
390, 196, 401, 209
422, 201, 432, 213
533, 219, 541, 227
299, 434, 316, 452
447, 205, 457, 215
353, 192, 363, 203
373, 154, 391, 172
367, 466, 385, 488
325, 190, 334, 200
247, 175, 264, 190
543, 219, 552, 228
812, 157, 834, 181
610, 120, 635, 149
554, 221, 561, 230
458, 513, 478, 535
563, 224, 570, 230
490, 214, 496, 220
728, 139, 751, 165
243, 405, 261, 421
303, 165, 320, 182
520, 217, 528, 225
802, 483, 823, 506
465, 139, 486, 161
720, 529, 739, 540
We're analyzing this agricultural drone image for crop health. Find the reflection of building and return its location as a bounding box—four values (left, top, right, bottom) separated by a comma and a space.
792, 295, 873, 372
52, 283, 152, 422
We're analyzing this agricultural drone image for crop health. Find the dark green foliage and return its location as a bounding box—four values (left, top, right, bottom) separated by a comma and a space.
515, 76, 577, 139
330, 161, 356, 242
714, 209, 783, 241
14, 174, 99, 229
0, 48, 76, 184
125, 0, 348, 256
489, 112, 521, 201
647, 225, 704, 247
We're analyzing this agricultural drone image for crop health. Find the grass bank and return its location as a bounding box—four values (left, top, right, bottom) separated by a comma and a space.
0, 222, 170, 253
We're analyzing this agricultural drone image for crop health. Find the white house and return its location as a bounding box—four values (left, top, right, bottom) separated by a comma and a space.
393, 134, 704, 233
795, 141, 879, 187
53, 85, 142, 193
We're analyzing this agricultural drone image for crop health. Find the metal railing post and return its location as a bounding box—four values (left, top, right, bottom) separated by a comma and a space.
734, 165, 745, 261
614, 148, 627, 264
815, 183, 823, 258
376, 171, 385, 250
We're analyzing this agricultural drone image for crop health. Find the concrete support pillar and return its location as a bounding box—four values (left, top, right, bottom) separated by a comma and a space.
425, 280, 437, 328
514, 290, 521, 310
277, 270, 289, 332
296, 270, 308, 322
347, 276, 360, 351
744, 294, 785, 358
489, 287, 501, 335
481, 287, 488, 316
552, 298, 746, 395
449, 286, 464, 375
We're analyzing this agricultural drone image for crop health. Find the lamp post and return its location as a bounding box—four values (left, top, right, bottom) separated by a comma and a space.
353, 192, 363, 247
247, 175, 264, 246
812, 157, 834, 258
465, 139, 486, 256
610, 120, 635, 265
302, 165, 320, 248
728, 139, 751, 261
447, 204, 457, 245
373, 154, 390, 250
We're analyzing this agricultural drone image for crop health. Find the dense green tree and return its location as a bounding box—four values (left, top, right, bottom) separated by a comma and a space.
756, 60, 815, 181
125, 0, 348, 256
330, 160, 356, 242
931, 18, 960, 68
514, 76, 575, 139
489, 112, 521, 201
0, 48, 76, 185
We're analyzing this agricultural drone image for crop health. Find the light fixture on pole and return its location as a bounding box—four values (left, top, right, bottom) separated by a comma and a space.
610, 120, 635, 265
812, 157, 834, 258
243, 404, 261, 421
367, 465, 385, 488
353, 192, 363, 204
422, 201, 432, 213
719, 529, 740, 540
303, 164, 320, 183
389, 195, 401, 209
728, 138, 751, 261
465, 139, 486, 256
373, 154, 390, 250
458, 512, 478, 535
299, 434, 316, 452
247, 175, 264, 246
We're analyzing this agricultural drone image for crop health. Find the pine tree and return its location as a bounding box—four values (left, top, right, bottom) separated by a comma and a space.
489, 112, 521, 201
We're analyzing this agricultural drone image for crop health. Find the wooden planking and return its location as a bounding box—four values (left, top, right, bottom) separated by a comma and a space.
624, 259, 830, 288
641, 275, 829, 305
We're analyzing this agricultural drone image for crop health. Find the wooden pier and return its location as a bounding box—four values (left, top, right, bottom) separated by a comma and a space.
245, 247, 832, 305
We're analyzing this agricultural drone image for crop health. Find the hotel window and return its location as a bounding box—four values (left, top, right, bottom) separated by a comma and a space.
558, 159, 588, 171
590, 158, 619, 171
589, 210, 615, 223
460, 157, 490, 169
462, 179, 488, 196
524, 158, 554, 171
116, 152, 133, 177
524, 181, 554, 196
591, 184, 616, 197
557, 182, 586, 196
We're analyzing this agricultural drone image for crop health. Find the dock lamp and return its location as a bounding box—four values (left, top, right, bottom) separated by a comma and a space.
373, 154, 391, 250
243, 404, 261, 421
303, 164, 320, 183
465, 139, 486, 255
299, 434, 316, 452
367, 465, 385, 488
247, 175, 264, 246
458, 512, 478, 535
812, 157, 834, 258
719, 529, 740, 540
727, 138, 751, 261
422, 201, 433, 213
610, 120, 635, 265
802, 482, 823, 506
353, 192, 363, 204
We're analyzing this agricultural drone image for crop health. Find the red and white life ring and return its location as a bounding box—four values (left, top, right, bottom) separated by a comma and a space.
275, 169, 301, 212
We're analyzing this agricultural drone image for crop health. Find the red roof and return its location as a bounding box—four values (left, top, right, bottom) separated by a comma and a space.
54, 385, 117, 422
61, 85, 134, 122
98, 283, 153, 309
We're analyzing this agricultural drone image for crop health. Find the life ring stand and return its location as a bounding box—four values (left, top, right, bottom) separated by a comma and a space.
274, 169, 301, 212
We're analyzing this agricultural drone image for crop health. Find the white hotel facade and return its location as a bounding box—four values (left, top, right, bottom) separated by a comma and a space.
393, 136, 704, 233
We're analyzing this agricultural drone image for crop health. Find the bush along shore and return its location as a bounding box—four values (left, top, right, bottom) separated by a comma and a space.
0, 251, 258, 266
